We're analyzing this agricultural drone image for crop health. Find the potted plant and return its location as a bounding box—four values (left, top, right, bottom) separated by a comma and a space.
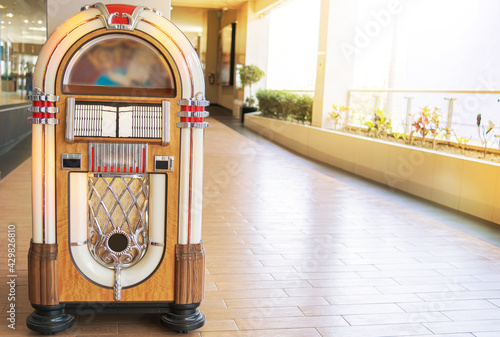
239, 64, 265, 122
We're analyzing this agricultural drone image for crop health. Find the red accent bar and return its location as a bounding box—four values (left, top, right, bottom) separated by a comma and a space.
129, 166, 132, 173
194, 106, 204, 111
181, 117, 204, 123
136, 167, 139, 173
104, 167, 107, 173
105, 4, 135, 24
117, 167, 120, 172
98, 166, 101, 172
33, 101, 42, 118
105, 4, 135, 15
91, 147, 95, 172
142, 148, 146, 173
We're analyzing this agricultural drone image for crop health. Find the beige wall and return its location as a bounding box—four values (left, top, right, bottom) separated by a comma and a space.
170, 7, 208, 62
204, 5, 250, 116
205, 10, 220, 104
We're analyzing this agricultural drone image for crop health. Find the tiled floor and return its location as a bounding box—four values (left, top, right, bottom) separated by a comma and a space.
1, 115, 500, 336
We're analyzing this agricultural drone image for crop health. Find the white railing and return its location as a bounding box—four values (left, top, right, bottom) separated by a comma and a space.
344, 88, 500, 147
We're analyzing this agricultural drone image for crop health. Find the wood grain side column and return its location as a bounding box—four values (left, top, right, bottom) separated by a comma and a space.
28, 240, 59, 305
174, 242, 205, 304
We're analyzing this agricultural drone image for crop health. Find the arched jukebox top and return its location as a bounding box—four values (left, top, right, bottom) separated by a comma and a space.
34, 3, 206, 99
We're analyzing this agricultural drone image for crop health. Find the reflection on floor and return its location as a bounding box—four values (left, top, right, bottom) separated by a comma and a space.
1, 111, 500, 336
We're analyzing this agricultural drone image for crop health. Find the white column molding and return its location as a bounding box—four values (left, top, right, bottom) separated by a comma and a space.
312, 0, 359, 128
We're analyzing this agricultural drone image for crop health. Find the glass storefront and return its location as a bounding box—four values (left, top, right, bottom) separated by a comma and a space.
0, 0, 47, 106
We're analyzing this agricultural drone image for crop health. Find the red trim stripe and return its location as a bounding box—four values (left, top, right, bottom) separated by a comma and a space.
91, 147, 95, 172
142, 147, 146, 173
181, 117, 204, 123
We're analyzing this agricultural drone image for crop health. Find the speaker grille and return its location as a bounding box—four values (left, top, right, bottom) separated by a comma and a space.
88, 174, 149, 268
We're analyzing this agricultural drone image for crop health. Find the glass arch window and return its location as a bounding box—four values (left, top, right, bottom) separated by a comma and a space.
62, 34, 176, 97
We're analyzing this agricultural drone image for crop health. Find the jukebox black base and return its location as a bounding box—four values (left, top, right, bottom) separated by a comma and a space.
28, 302, 205, 334
160, 303, 206, 333
26, 304, 75, 335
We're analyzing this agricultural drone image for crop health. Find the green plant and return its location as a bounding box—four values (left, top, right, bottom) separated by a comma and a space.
477, 114, 495, 157
256, 89, 313, 124
239, 65, 265, 107
364, 109, 391, 138
454, 133, 471, 155
393, 131, 410, 143
328, 104, 348, 130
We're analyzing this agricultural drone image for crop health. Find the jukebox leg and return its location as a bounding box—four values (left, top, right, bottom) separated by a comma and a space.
160, 303, 205, 333
161, 243, 206, 332
27, 241, 75, 334
27, 304, 75, 335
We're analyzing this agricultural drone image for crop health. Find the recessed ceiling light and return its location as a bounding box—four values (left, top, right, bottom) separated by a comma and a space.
37, 19, 43, 24
6, 12, 13, 17
23, 19, 29, 23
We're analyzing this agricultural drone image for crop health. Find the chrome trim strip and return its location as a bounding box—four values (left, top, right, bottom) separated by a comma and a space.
28, 106, 60, 113
177, 122, 209, 129
27, 93, 60, 102
162, 100, 170, 146
89, 173, 146, 178
27, 117, 60, 125
177, 111, 210, 118
178, 98, 210, 107
66, 97, 75, 143
70, 240, 89, 246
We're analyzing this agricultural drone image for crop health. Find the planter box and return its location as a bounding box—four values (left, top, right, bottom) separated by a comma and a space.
245, 113, 500, 225
241, 106, 258, 123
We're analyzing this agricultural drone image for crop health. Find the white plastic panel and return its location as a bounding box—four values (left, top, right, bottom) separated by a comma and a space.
69, 172, 88, 244
190, 128, 204, 243
69, 173, 166, 288
31, 125, 43, 244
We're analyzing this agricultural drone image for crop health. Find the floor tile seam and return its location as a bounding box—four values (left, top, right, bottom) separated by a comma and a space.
339, 311, 454, 325
486, 299, 500, 309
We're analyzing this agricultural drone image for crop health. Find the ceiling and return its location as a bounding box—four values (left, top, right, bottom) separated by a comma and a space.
170, 0, 247, 10
0, 0, 250, 46
0, 0, 47, 44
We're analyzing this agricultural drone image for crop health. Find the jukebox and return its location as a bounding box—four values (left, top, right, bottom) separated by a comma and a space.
26, 3, 208, 334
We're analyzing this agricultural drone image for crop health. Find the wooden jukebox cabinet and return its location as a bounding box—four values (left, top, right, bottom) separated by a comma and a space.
26, 3, 209, 334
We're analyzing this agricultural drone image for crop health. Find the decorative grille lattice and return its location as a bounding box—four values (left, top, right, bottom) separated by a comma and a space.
88, 174, 149, 300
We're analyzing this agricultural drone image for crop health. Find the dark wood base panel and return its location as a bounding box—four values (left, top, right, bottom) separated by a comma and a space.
28, 241, 59, 306
174, 242, 205, 305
